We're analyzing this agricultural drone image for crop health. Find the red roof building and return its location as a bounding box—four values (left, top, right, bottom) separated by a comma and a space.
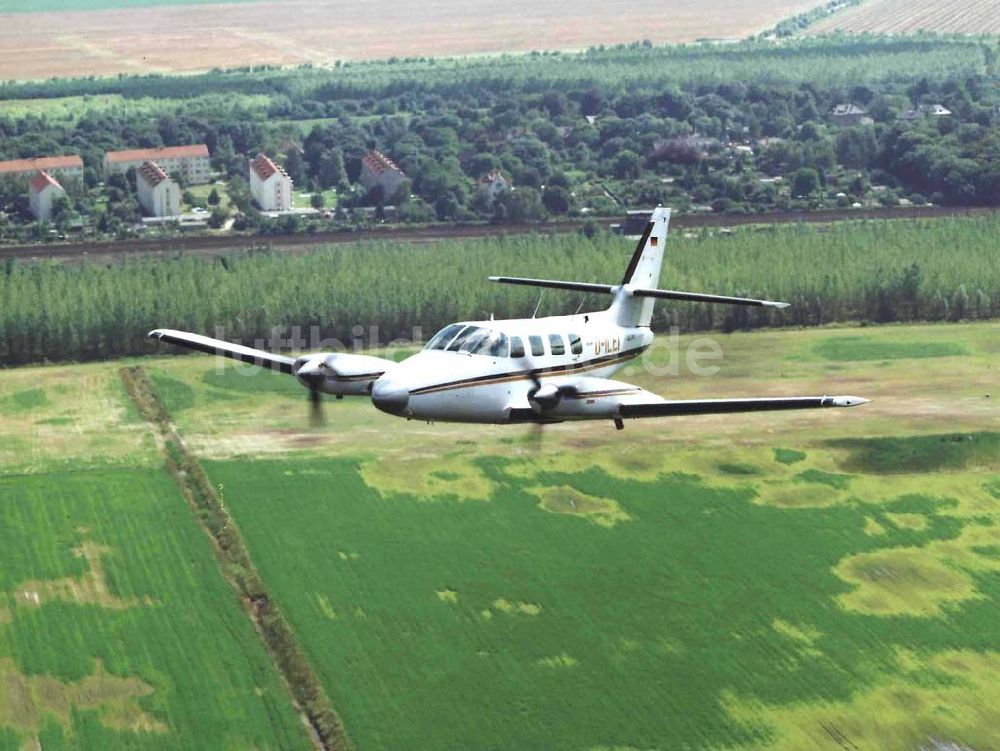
249, 153, 293, 212
29, 170, 63, 193
28, 171, 66, 222
250, 153, 284, 182
136, 161, 180, 218
360, 150, 406, 198
0, 155, 83, 180
103, 144, 211, 185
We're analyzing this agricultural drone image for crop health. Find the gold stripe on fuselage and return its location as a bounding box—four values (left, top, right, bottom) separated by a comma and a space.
410, 347, 645, 396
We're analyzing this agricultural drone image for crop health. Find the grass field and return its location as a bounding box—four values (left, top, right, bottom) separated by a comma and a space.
0, 468, 313, 749
2, 320, 997, 749
0, 360, 315, 749
129, 320, 999, 750
0, 0, 821, 81
811, 0, 1000, 34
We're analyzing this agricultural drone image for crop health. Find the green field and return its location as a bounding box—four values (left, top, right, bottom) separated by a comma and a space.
0, 469, 313, 749
2, 321, 997, 749
141, 321, 997, 750
0, 365, 313, 749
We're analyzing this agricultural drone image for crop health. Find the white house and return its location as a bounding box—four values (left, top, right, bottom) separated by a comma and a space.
136, 161, 180, 218
360, 150, 406, 199
899, 104, 952, 121
829, 103, 873, 126
249, 153, 293, 211
105, 145, 210, 184
478, 169, 510, 200
28, 171, 66, 221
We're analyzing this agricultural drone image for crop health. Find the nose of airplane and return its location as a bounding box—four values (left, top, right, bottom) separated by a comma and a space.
371, 376, 409, 416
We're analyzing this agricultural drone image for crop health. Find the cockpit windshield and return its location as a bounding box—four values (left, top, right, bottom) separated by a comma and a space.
424, 325, 509, 357
425, 324, 465, 350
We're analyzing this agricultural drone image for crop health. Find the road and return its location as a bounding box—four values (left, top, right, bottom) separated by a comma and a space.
1, 205, 993, 263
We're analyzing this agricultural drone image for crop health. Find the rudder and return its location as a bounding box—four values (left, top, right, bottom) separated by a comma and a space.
611, 207, 671, 326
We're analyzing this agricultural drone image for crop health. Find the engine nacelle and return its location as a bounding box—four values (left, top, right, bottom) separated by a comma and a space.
526, 377, 665, 420
293, 352, 397, 396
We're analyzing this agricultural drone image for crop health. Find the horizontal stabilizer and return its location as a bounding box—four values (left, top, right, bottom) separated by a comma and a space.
488, 276, 788, 308
488, 277, 615, 295
631, 288, 789, 308
620, 395, 868, 418
148, 329, 295, 374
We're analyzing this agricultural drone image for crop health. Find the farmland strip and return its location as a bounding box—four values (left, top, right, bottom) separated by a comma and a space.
119, 365, 353, 751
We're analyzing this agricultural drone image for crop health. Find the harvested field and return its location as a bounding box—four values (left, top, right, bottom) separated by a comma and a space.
0, 0, 822, 81
811, 0, 1000, 34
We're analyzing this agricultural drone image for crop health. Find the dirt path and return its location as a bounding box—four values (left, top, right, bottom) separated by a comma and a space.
119, 365, 352, 751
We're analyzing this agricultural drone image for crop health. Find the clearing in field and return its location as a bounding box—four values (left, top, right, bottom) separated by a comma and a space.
0, 0, 821, 81
810, 0, 1000, 34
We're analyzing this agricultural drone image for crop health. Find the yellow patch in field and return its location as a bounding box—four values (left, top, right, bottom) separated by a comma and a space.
480, 609, 493, 620
724, 649, 1000, 751
772, 619, 823, 659
772, 619, 822, 645
0, 657, 166, 746
833, 546, 978, 617
754, 482, 847, 508
436, 589, 458, 603
528, 485, 632, 528
337, 551, 360, 560
13, 541, 151, 611
315, 593, 337, 620
885, 512, 928, 531
0, 363, 159, 474
537, 653, 577, 668
864, 516, 886, 536
360, 454, 494, 501
492, 598, 541, 615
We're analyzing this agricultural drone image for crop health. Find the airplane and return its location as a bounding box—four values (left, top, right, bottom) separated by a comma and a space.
148, 207, 868, 430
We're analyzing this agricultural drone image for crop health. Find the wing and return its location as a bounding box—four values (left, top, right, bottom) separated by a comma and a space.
619, 395, 869, 418
506, 374, 868, 423
148, 328, 296, 374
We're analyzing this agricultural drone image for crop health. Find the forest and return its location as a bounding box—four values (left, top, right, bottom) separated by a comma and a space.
0, 214, 996, 365
0, 35, 997, 241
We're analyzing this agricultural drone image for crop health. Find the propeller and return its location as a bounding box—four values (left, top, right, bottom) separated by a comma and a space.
293, 356, 327, 427
525, 368, 579, 417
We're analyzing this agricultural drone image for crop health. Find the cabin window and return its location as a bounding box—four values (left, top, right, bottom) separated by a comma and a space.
478, 331, 509, 357
447, 326, 478, 351
569, 333, 583, 355
548, 334, 565, 355
510, 336, 525, 358
529, 335, 545, 356
426, 324, 464, 350
459, 327, 491, 354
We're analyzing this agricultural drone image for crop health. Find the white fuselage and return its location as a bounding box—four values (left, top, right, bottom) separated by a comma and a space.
347, 310, 653, 424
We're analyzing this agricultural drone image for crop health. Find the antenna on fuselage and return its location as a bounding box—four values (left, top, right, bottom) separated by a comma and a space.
531, 292, 545, 319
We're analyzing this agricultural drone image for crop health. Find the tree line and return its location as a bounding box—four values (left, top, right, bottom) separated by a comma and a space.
0, 215, 995, 366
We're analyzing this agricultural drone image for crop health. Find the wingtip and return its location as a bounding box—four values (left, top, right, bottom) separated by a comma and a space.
830, 396, 870, 407
765, 301, 791, 309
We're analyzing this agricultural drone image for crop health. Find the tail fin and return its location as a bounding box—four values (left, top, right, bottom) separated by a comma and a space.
487, 206, 789, 323
610, 207, 670, 327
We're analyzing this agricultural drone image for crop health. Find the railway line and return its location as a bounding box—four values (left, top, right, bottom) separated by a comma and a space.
1, 205, 993, 263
